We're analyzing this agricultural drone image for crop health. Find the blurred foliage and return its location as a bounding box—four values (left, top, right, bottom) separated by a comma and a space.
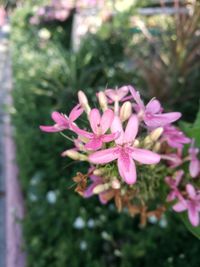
11, 1, 200, 267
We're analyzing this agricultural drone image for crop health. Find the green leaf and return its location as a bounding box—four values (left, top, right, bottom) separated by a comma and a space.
180, 212, 200, 239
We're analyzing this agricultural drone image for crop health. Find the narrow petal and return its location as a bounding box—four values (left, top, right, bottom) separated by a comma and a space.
186, 184, 196, 199
146, 99, 162, 114
111, 116, 124, 145
129, 86, 145, 110
189, 159, 200, 178
117, 155, 136, 184
70, 124, 93, 138
173, 201, 187, 212
89, 109, 101, 134
69, 104, 84, 122
84, 183, 98, 198
144, 112, 181, 128
117, 85, 130, 100
131, 148, 160, 164
100, 109, 114, 134
102, 132, 119, 143
188, 202, 199, 226
124, 115, 139, 143
51, 111, 68, 125
85, 138, 103, 151
39, 125, 64, 132
89, 147, 119, 164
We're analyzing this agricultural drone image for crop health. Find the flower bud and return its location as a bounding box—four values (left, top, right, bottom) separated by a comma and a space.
153, 142, 161, 152
150, 127, 163, 142
97, 91, 108, 111
61, 149, 88, 161
144, 128, 163, 148
78, 90, 91, 115
93, 168, 105, 176
93, 183, 110, 194
111, 178, 121, 189
133, 139, 140, 147
120, 101, 132, 122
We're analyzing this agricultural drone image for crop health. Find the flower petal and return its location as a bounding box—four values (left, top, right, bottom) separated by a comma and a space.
129, 86, 144, 110
101, 132, 118, 143
100, 109, 114, 134
189, 159, 200, 178
146, 99, 162, 114
124, 115, 138, 143
69, 104, 84, 122
85, 138, 103, 151
70, 124, 93, 138
39, 125, 65, 132
89, 147, 119, 164
144, 112, 181, 128
51, 111, 68, 125
188, 202, 199, 226
186, 184, 196, 199
117, 155, 136, 184
89, 109, 101, 134
173, 201, 187, 212
111, 116, 124, 144
131, 148, 160, 164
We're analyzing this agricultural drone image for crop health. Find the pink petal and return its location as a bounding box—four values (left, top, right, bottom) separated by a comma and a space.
131, 148, 160, 164
146, 99, 162, 114
101, 132, 118, 142
85, 138, 103, 151
117, 85, 130, 100
189, 159, 200, 178
186, 184, 196, 199
89, 109, 101, 134
51, 111, 68, 125
173, 201, 187, 212
39, 125, 64, 132
175, 170, 184, 186
117, 155, 136, 184
100, 109, 114, 134
144, 112, 181, 128
69, 104, 84, 122
105, 89, 117, 102
188, 202, 199, 226
124, 115, 138, 143
70, 124, 93, 138
89, 147, 119, 164
129, 86, 144, 110
111, 116, 124, 145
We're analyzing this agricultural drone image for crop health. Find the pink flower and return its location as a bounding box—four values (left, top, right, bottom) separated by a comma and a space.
105, 86, 131, 103
189, 140, 200, 178
162, 125, 191, 148
89, 115, 160, 184
164, 148, 183, 168
130, 87, 181, 128
173, 184, 200, 227
40, 104, 83, 132
165, 170, 184, 201
72, 109, 117, 151
84, 175, 110, 204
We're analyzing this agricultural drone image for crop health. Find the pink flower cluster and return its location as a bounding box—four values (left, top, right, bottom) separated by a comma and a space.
40, 85, 200, 227
30, 0, 104, 25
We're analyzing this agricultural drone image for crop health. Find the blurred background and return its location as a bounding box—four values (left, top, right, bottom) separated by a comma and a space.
0, 0, 200, 267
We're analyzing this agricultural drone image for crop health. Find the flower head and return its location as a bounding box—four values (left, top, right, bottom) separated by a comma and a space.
89, 115, 160, 184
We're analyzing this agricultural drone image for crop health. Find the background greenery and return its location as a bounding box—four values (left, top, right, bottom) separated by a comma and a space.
11, 1, 200, 267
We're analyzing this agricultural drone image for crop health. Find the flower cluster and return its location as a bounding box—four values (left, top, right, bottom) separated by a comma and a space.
30, 0, 104, 25
40, 85, 200, 227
